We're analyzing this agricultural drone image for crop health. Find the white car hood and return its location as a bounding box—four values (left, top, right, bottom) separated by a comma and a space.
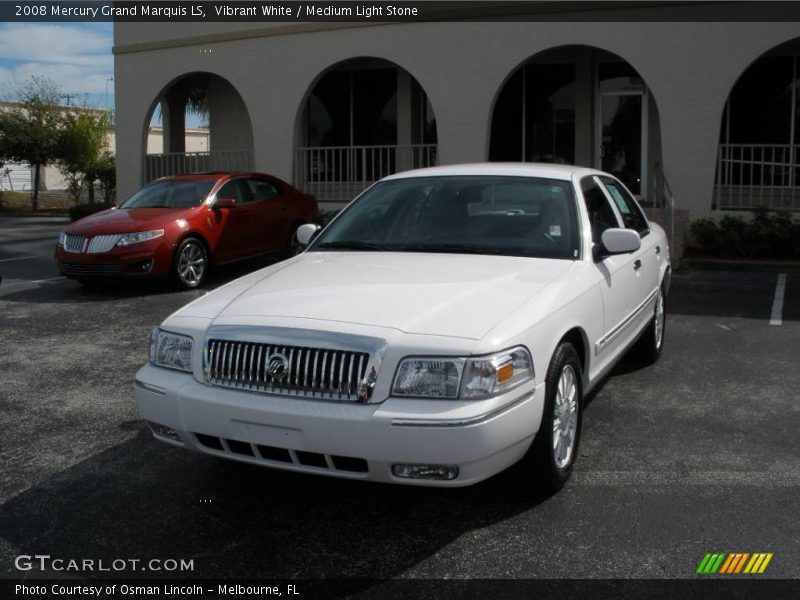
184, 252, 575, 340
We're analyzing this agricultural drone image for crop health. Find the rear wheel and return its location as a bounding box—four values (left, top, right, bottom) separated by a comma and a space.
521, 342, 583, 493
173, 237, 208, 289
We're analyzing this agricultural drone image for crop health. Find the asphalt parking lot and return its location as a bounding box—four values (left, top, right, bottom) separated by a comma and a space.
0, 215, 799, 582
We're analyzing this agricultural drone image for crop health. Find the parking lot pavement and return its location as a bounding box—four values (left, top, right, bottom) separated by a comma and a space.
0, 216, 66, 293
0, 232, 798, 580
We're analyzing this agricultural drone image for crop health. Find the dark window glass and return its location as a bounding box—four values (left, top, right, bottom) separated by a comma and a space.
599, 176, 649, 235
600, 94, 643, 195
489, 64, 576, 164
312, 176, 580, 260
599, 62, 643, 92
353, 68, 397, 145
216, 179, 250, 203
725, 55, 793, 145
411, 78, 438, 145
489, 69, 523, 162
524, 63, 576, 164
248, 179, 280, 202
307, 71, 350, 147
119, 180, 215, 209
580, 176, 620, 245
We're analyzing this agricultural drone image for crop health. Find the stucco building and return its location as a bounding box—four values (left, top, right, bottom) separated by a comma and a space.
113, 4, 800, 256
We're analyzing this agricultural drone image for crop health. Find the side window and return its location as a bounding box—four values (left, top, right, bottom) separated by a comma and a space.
248, 179, 280, 202
580, 176, 620, 245
216, 179, 250, 204
599, 176, 649, 236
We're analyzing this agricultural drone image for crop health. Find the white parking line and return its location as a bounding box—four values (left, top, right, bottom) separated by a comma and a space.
0, 255, 40, 262
769, 273, 787, 326
32, 276, 66, 284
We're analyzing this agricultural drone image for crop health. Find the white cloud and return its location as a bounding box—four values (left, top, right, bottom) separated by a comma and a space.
0, 24, 111, 66
0, 24, 113, 100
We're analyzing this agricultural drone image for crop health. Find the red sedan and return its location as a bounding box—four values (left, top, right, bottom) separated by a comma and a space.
55, 172, 320, 288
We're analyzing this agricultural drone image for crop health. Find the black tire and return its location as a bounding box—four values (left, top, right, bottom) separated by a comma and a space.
521, 342, 583, 493
172, 237, 208, 289
631, 284, 666, 365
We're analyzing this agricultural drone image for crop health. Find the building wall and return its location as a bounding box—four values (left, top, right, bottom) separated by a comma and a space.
114, 18, 800, 219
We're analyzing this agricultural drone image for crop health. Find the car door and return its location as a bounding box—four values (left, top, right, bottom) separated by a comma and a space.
213, 177, 258, 261
598, 175, 663, 300
579, 175, 643, 365
246, 177, 289, 253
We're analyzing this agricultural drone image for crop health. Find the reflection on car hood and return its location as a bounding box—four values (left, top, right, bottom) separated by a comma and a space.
65, 207, 199, 235
180, 252, 575, 340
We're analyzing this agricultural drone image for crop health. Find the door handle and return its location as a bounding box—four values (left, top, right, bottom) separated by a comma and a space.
655, 245, 661, 255
633, 259, 643, 270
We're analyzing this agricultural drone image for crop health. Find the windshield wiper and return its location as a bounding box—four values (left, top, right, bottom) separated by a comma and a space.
392, 243, 505, 255
316, 240, 388, 251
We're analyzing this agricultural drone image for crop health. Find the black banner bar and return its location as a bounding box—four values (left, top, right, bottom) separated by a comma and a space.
4, 1, 800, 23
3, 579, 800, 600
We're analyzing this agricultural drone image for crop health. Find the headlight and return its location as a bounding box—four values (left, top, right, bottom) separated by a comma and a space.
461, 347, 534, 399
392, 347, 534, 400
58, 232, 66, 246
117, 229, 164, 246
393, 358, 466, 398
149, 328, 193, 372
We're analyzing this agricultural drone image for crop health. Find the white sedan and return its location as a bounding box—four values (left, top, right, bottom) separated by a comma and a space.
135, 163, 670, 491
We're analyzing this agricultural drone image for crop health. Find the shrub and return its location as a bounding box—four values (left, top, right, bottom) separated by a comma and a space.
689, 208, 800, 259
69, 202, 110, 222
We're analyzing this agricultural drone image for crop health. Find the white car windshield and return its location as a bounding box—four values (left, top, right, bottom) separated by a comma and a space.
312, 176, 580, 259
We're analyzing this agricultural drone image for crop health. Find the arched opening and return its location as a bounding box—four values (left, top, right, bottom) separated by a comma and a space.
142, 72, 253, 183
715, 39, 800, 211
295, 58, 438, 205
489, 46, 663, 203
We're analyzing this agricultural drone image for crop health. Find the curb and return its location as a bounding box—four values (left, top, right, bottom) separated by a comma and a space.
680, 258, 800, 273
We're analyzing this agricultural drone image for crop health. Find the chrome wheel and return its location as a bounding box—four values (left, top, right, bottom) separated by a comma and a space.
654, 289, 665, 350
177, 240, 206, 287
552, 364, 578, 469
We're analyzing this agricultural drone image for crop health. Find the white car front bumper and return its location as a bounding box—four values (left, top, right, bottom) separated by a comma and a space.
134, 364, 545, 487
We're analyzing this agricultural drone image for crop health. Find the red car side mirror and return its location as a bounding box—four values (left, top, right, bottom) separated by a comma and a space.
215, 197, 237, 209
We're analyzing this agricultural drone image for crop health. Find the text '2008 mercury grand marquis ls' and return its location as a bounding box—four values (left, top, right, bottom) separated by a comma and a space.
135, 163, 670, 492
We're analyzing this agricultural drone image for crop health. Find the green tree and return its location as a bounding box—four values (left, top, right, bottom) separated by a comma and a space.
95, 151, 116, 204
0, 76, 63, 210
57, 110, 111, 204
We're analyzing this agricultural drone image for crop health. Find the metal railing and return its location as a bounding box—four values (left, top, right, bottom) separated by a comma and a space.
295, 144, 438, 203
653, 162, 676, 261
714, 144, 800, 210
144, 150, 254, 182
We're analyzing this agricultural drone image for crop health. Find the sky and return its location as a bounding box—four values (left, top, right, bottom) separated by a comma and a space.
0, 22, 115, 110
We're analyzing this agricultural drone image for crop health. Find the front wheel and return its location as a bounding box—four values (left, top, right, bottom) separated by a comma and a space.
173, 238, 208, 289
520, 342, 583, 493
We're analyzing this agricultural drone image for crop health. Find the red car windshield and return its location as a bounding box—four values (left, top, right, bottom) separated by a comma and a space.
119, 180, 216, 209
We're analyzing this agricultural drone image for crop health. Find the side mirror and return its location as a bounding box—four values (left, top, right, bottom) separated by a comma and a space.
215, 197, 237, 209
598, 228, 641, 257
295, 223, 322, 248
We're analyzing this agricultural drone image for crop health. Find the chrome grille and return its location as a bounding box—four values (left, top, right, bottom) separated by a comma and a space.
205, 339, 371, 401
86, 234, 121, 253
63, 234, 86, 253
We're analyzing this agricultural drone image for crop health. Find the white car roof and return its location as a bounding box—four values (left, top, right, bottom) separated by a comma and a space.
383, 162, 605, 182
